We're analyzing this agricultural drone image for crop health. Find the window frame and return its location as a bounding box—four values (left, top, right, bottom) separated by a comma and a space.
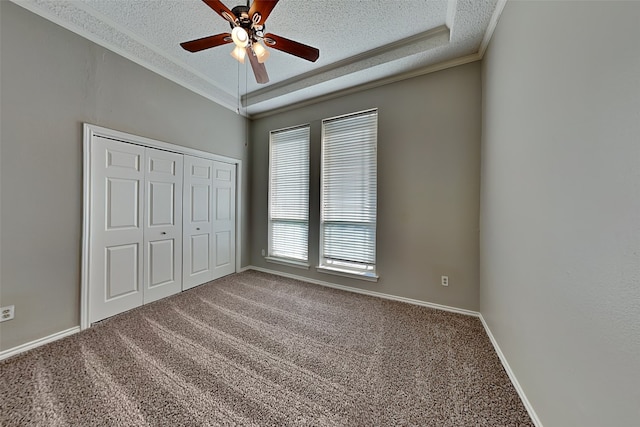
267, 124, 311, 269
318, 109, 378, 281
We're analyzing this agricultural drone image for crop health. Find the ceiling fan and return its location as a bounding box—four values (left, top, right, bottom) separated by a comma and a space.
180, 0, 320, 84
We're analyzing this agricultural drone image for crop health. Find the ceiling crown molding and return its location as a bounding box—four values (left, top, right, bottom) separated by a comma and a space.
10, 0, 506, 117
242, 25, 451, 107
248, 53, 481, 120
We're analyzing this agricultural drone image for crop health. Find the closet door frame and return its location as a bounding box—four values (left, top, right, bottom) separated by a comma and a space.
81, 123, 243, 330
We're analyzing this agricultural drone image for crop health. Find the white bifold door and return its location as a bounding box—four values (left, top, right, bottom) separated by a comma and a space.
143, 148, 183, 302
211, 161, 236, 280
90, 137, 183, 323
183, 156, 236, 290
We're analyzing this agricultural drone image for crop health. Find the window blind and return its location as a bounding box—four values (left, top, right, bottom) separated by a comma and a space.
320, 110, 377, 274
269, 125, 310, 262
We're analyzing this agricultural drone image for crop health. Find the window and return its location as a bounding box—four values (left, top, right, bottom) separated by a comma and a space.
319, 109, 378, 280
268, 124, 310, 266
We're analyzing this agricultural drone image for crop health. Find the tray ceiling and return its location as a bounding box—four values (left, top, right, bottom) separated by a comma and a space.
13, 0, 504, 117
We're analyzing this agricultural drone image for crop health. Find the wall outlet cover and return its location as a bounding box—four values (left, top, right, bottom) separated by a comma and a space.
0, 305, 15, 322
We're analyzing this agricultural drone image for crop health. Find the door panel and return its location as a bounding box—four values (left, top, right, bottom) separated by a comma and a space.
149, 182, 174, 226
107, 149, 141, 170
150, 157, 175, 174
216, 188, 231, 220
190, 234, 211, 274
106, 244, 139, 299
90, 137, 145, 323
212, 161, 236, 279
183, 156, 214, 289
215, 231, 231, 267
106, 179, 140, 229
192, 164, 211, 179
148, 239, 175, 287
143, 148, 183, 303
191, 185, 210, 222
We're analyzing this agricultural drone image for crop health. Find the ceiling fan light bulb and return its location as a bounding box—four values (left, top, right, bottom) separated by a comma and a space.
230, 46, 246, 63
231, 27, 249, 47
253, 42, 270, 63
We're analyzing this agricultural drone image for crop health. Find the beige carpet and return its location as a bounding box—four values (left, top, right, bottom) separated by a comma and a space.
0, 270, 533, 426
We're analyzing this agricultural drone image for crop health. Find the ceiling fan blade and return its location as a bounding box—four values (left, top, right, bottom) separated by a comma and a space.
202, 0, 237, 24
246, 46, 269, 84
263, 33, 319, 62
249, 0, 279, 26
180, 33, 232, 52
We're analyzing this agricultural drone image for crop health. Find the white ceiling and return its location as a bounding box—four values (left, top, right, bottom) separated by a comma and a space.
14, 0, 504, 117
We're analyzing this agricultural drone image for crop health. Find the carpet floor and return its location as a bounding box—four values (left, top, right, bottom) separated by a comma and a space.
1, 270, 533, 426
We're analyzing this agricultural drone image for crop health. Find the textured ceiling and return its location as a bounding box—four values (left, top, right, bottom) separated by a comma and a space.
13, 0, 502, 117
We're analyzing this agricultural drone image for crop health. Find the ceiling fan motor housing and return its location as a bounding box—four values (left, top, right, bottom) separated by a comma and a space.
230, 5, 264, 41
231, 6, 251, 28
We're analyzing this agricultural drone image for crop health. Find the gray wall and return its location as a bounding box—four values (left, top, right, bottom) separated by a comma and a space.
481, 1, 640, 426
250, 62, 481, 311
0, 2, 249, 351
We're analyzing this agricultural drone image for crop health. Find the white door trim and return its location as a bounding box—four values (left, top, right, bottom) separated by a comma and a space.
81, 123, 243, 330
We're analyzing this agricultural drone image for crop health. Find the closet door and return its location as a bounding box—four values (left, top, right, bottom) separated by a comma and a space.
90, 137, 145, 323
212, 161, 236, 280
183, 156, 214, 289
143, 148, 183, 303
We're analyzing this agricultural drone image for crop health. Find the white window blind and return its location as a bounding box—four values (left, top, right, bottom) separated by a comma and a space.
269, 125, 310, 262
320, 109, 377, 277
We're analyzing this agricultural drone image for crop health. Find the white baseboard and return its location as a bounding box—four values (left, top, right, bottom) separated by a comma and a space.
479, 315, 543, 427
0, 326, 81, 361
245, 265, 480, 317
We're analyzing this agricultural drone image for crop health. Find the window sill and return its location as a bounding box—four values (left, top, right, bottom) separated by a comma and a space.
265, 256, 310, 270
316, 266, 379, 282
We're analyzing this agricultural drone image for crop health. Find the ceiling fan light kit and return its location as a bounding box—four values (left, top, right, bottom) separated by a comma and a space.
231, 26, 249, 47
230, 45, 246, 63
180, 0, 320, 84
252, 42, 270, 63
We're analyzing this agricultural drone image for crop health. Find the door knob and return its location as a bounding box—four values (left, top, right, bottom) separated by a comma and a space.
196, 227, 200, 230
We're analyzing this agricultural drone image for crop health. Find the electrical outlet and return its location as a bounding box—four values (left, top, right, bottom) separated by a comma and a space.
261, 249, 266, 256
441, 276, 449, 287
1, 305, 15, 322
